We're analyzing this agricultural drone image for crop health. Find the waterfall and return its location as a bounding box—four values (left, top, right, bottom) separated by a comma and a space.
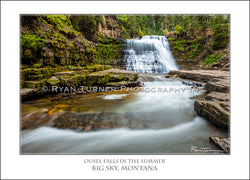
123, 35, 178, 73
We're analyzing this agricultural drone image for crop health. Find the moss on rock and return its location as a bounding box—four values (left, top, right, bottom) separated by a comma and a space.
21, 15, 97, 66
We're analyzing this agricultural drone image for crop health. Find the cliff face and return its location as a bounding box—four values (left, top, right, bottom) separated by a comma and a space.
98, 16, 123, 38
21, 15, 125, 68
166, 25, 229, 70
21, 15, 96, 67
70, 15, 123, 42
20, 15, 129, 91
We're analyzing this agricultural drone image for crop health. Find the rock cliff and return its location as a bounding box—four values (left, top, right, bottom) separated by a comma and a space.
21, 15, 96, 66
166, 26, 229, 70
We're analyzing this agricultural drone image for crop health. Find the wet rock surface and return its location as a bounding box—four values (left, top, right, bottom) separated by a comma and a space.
194, 100, 229, 130
205, 77, 229, 93
21, 68, 139, 101
169, 70, 229, 82
168, 70, 230, 130
21, 88, 43, 101
205, 92, 229, 101
21, 111, 195, 132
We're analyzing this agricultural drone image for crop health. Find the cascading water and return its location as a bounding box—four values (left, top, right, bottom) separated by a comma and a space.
124, 35, 178, 73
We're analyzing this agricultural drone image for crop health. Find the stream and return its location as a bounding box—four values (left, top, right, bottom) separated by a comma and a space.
21, 35, 227, 154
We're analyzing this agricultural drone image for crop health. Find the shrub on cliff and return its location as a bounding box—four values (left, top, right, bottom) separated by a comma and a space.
204, 53, 222, 65
174, 25, 185, 34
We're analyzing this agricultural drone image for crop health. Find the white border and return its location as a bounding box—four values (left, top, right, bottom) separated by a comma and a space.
1, 1, 249, 179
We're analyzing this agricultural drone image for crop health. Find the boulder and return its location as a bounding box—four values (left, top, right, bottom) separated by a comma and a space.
47, 76, 60, 86
194, 100, 229, 130
21, 88, 42, 101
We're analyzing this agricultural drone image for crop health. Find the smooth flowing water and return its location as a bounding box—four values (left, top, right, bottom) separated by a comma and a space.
21, 35, 227, 154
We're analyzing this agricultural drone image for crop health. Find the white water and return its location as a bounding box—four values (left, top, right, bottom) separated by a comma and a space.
21, 117, 202, 153
21, 116, 226, 154
103, 94, 128, 100
116, 76, 200, 114
124, 35, 178, 73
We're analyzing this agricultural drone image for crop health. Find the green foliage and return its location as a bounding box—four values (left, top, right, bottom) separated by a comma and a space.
21, 32, 46, 53
155, 16, 162, 34
172, 40, 186, 51
166, 15, 229, 61
38, 17, 48, 25
70, 15, 105, 41
117, 15, 128, 24
43, 15, 73, 33
117, 15, 165, 38
173, 46, 184, 51
95, 44, 122, 60
161, 15, 229, 33
32, 63, 41, 68
68, 65, 75, 70
174, 25, 185, 34
21, 32, 46, 64
163, 29, 168, 35
167, 37, 174, 41
212, 24, 229, 49
95, 36, 124, 61
139, 30, 144, 37
197, 37, 206, 51
97, 36, 123, 44
204, 53, 222, 65
82, 15, 104, 27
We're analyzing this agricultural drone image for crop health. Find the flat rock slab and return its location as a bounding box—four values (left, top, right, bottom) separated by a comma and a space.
87, 68, 139, 85
54, 71, 75, 75
209, 136, 230, 153
106, 81, 139, 87
205, 92, 229, 102
89, 68, 138, 76
21, 88, 37, 95
169, 70, 229, 82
